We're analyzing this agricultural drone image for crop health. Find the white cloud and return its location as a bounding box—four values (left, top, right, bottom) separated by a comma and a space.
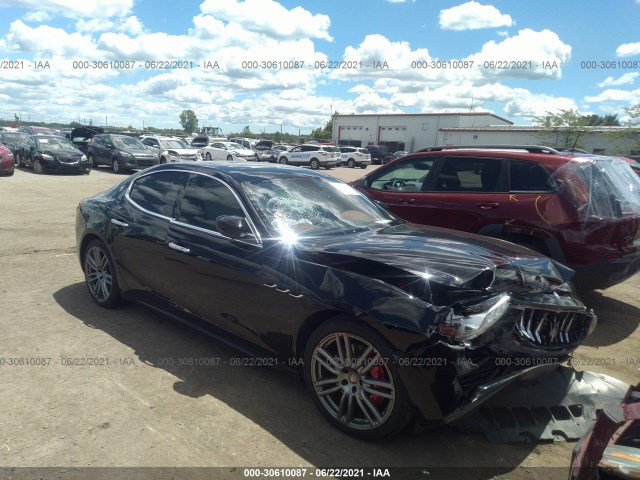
597, 72, 639, 88
616, 42, 640, 57
503, 94, 577, 119
471, 29, 571, 80
199, 0, 332, 41
439, 1, 513, 31
585, 88, 640, 104
23, 10, 52, 22
0, 0, 133, 19
4, 20, 100, 57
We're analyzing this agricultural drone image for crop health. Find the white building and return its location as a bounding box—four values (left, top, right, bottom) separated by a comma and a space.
332, 112, 640, 155
332, 112, 512, 152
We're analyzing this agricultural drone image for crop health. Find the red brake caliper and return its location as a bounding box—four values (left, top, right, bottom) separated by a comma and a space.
369, 366, 386, 404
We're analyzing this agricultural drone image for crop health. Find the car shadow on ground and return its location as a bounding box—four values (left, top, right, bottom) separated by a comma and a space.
53, 282, 563, 479
13, 165, 89, 176
578, 289, 640, 347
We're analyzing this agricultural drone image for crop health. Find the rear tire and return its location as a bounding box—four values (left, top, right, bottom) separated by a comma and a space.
310, 158, 320, 170
347, 159, 356, 168
15, 154, 22, 167
83, 239, 121, 308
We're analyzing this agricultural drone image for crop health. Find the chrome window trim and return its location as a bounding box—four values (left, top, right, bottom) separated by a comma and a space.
125, 170, 189, 221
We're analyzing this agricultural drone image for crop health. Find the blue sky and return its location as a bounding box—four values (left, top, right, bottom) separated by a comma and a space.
0, 0, 639, 134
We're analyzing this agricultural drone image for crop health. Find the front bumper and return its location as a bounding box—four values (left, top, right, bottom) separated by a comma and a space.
124, 157, 157, 168
43, 158, 90, 173
396, 293, 596, 424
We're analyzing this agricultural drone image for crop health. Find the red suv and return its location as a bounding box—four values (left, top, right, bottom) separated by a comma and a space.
353, 145, 640, 290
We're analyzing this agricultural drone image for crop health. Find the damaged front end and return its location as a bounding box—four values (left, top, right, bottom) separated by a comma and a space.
387, 256, 597, 425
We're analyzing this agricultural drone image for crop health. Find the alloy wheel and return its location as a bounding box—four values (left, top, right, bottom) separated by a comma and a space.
309, 332, 396, 431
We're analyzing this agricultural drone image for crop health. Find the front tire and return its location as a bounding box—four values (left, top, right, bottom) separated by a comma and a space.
33, 158, 44, 174
160, 156, 167, 164
227, 155, 233, 161
87, 154, 95, 168
278, 157, 288, 165
303, 319, 413, 439
15, 154, 22, 167
112, 158, 122, 173
206, 152, 212, 161
83, 239, 121, 308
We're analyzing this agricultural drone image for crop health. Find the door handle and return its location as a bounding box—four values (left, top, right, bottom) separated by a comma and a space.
476, 202, 500, 209
110, 218, 129, 227
167, 242, 190, 253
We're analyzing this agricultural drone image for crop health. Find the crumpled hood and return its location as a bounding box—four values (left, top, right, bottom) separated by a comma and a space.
300, 223, 574, 292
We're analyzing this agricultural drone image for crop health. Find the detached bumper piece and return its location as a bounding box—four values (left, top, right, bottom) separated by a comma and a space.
455, 366, 630, 443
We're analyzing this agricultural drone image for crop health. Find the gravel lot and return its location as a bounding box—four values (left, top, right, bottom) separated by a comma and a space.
0, 164, 638, 480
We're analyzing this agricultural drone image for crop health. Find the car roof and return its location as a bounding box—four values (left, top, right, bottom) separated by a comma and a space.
141, 161, 336, 179
403, 145, 588, 168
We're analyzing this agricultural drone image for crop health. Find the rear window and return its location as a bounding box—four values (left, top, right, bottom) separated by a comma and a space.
555, 157, 640, 218
128, 171, 188, 218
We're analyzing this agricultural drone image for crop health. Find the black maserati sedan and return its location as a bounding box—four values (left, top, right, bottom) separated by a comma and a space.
75, 162, 596, 439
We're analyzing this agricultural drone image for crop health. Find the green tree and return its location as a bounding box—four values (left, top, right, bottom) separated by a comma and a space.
311, 114, 335, 140
241, 125, 252, 136
179, 109, 198, 134
534, 109, 590, 148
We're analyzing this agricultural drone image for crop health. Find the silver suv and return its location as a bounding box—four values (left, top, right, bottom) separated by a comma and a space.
140, 135, 200, 163
278, 144, 340, 169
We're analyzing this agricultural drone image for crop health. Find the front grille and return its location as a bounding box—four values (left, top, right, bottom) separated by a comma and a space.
179, 155, 197, 161
135, 159, 155, 166
514, 309, 592, 349
57, 156, 79, 163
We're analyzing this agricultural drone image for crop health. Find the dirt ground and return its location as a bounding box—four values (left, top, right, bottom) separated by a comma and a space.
0, 164, 638, 480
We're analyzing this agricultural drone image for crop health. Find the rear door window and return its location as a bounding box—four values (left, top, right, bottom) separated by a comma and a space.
128, 171, 188, 218
433, 157, 505, 192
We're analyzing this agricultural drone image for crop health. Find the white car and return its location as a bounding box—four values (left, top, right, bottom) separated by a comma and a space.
277, 144, 340, 169
338, 147, 371, 169
141, 135, 201, 163
201, 141, 257, 161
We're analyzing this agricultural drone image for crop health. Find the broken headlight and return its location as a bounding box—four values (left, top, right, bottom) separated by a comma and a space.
437, 294, 510, 340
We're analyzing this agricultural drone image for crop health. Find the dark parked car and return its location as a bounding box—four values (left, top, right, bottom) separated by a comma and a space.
0, 131, 28, 157
366, 145, 392, 164
190, 135, 210, 148
69, 126, 104, 153
0, 143, 15, 176
353, 145, 640, 290
15, 135, 90, 174
76, 162, 596, 439
87, 134, 157, 173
